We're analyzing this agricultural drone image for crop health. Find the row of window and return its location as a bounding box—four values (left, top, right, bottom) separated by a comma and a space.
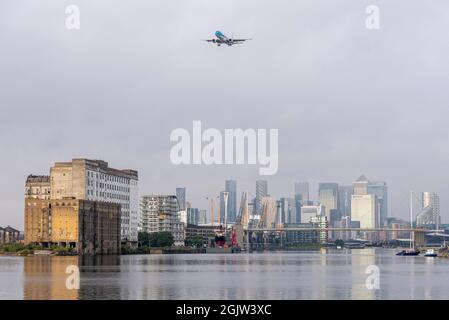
87, 170, 133, 185
87, 179, 131, 193
86, 190, 130, 201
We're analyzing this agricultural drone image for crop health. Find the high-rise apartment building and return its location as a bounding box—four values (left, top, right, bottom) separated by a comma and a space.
140, 195, 185, 245
50, 159, 139, 243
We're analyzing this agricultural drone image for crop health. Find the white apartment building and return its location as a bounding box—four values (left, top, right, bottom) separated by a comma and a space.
50, 159, 139, 243
140, 195, 185, 246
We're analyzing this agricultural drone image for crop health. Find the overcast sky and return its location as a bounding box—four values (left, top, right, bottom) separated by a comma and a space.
1, 0, 449, 228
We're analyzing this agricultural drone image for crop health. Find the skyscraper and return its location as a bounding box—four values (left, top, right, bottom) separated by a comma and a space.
351, 176, 378, 230
294, 182, 309, 223
417, 192, 441, 228
294, 182, 309, 204
351, 194, 377, 229
187, 208, 200, 225
367, 181, 388, 227
279, 198, 296, 224
219, 191, 228, 224
255, 180, 268, 214
300, 204, 325, 223
176, 187, 186, 211
353, 175, 388, 227
353, 175, 369, 195
338, 185, 353, 217
318, 183, 339, 220
198, 209, 207, 225
225, 180, 237, 223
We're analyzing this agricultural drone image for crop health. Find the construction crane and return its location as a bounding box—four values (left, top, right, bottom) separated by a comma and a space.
236, 191, 249, 226
206, 195, 219, 226
257, 197, 277, 229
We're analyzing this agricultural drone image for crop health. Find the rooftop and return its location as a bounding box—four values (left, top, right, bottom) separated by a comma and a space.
26, 175, 50, 183
53, 158, 138, 179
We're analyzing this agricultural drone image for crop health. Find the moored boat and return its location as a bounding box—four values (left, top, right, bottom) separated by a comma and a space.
396, 250, 420, 256
424, 249, 438, 257
396, 191, 420, 257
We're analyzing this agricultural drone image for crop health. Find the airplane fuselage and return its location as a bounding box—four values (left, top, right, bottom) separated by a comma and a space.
214, 31, 232, 46
205, 31, 250, 47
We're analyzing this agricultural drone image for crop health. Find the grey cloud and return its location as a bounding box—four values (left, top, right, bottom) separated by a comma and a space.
1, 0, 449, 227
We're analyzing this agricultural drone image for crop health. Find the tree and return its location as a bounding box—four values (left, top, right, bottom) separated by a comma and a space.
139, 231, 174, 248
138, 231, 151, 247
185, 235, 204, 248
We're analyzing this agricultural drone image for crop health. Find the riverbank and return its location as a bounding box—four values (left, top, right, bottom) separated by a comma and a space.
0, 244, 75, 256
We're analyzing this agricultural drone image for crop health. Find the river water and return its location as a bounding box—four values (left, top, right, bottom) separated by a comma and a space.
0, 248, 448, 300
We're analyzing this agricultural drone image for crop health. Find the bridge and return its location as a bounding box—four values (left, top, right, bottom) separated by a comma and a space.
233, 192, 440, 249
247, 227, 431, 232
239, 227, 435, 249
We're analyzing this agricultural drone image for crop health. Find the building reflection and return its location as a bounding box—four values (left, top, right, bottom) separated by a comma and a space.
24, 255, 121, 300
24, 256, 79, 300
350, 248, 377, 300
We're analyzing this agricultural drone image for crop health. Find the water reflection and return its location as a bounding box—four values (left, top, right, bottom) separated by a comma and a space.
24, 256, 79, 300
0, 249, 446, 300
23, 255, 121, 300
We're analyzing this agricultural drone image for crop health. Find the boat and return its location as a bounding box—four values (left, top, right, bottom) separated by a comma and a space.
424, 249, 438, 257
345, 243, 366, 249
214, 225, 226, 247
396, 250, 420, 256
33, 250, 53, 255
396, 191, 420, 257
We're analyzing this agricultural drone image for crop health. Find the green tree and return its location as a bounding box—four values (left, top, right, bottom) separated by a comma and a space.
151, 231, 174, 247
138, 231, 151, 247
139, 231, 174, 248
185, 235, 204, 248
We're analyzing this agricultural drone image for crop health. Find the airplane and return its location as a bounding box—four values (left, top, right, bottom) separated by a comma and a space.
204, 31, 251, 46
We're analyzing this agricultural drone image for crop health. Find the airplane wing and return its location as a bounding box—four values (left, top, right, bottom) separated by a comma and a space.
232, 38, 252, 42
203, 39, 215, 42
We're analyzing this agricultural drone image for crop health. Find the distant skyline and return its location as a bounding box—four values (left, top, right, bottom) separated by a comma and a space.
2, 0, 449, 228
